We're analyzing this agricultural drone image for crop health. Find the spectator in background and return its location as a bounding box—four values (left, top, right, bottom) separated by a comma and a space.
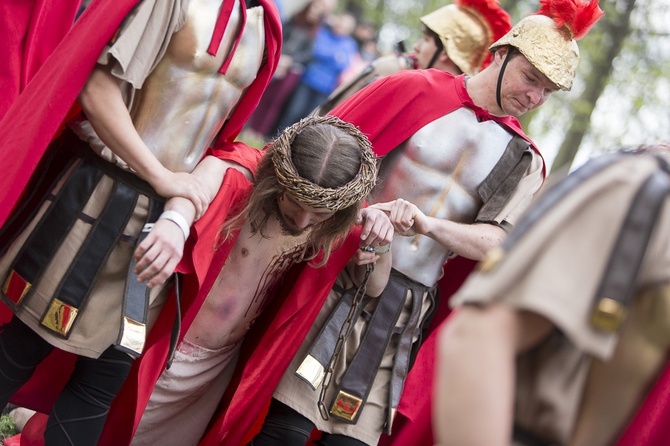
273, 0, 284, 21
274, 11, 358, 133
244, 0, 337, 142
337, 19, 380, 88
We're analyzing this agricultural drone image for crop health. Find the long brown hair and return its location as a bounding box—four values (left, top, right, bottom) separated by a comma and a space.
219, 117, 377, 266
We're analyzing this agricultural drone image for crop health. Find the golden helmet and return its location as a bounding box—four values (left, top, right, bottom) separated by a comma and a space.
420, 0, 511, 76
489, 0, 604, 91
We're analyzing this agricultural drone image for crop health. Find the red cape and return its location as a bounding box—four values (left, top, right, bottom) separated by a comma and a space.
0, 0, 82, 119
0, 0, 282, 431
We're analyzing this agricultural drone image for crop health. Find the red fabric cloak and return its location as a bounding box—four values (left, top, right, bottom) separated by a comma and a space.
0, 0, 83, 119
0, 0, 282, 431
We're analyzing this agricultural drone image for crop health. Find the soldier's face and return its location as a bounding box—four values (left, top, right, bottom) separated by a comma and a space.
496, 51, 559, 117
413, 32, 442, 70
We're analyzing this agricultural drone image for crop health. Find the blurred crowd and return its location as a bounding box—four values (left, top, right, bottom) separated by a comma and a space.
242, 0, 382, 144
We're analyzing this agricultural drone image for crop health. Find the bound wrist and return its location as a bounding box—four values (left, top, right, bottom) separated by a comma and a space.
159, 210, 190, 241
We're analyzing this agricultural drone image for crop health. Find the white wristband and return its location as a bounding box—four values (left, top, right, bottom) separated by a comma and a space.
159, 210, 190, 241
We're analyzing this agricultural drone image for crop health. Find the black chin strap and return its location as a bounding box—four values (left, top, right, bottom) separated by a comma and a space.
496, 49, 516, 111
427, 48, 441, 69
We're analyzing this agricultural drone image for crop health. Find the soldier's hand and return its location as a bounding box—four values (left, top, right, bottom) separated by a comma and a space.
371, 199, 428, 236
153, 171, 210, 220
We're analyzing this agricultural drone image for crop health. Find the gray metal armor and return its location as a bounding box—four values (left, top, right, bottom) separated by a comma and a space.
372, 107, 513, 286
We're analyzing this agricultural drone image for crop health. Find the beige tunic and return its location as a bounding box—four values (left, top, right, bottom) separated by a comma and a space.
274, 273, 435, 445
452, 152, 670, 445
131, 338, 241, 446
0, 0, 265, 358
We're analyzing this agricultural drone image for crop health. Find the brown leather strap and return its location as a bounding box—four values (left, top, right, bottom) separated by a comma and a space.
477, 134, 531, 223
591, 162, 670, 331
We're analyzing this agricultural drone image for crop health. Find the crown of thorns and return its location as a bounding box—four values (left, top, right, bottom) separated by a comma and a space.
271, 115, 378, 211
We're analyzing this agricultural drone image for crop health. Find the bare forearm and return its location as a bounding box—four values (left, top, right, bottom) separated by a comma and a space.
347, 249, 392, 297
434, 307, 517, 446
162, 156, 233, 224
423, 218, 506, 260
435, 305, 554, 445
372, 200, 505, 260
78, 67, 169, 185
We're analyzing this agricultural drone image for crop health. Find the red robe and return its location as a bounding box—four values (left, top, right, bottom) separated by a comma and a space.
0, 0, 281, 432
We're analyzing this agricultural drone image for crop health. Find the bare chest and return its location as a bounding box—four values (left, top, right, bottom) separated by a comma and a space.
207, 222, 307, 320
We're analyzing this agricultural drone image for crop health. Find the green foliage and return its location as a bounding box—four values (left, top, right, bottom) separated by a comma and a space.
0, 413, 17, 440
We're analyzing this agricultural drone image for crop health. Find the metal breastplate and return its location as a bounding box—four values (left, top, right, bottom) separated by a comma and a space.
130, 0, 265, 172
372, 108, 512, 286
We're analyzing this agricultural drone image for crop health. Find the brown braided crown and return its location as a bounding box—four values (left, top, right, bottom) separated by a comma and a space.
271, 115, 378, 211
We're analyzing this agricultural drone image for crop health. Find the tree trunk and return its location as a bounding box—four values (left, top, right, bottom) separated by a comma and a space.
550, 0, 637, 174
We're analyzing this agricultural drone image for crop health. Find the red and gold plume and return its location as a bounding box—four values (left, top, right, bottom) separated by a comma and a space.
537, 0, 605, 40
457, 0, 512, 69
457, 0, 512, 42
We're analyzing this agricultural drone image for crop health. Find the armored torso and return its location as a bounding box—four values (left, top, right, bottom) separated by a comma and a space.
132, 0, 265, 172
372, 107, 512, 286
74, 0, 266, 173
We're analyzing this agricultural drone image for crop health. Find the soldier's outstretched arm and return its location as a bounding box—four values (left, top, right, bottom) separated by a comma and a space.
371, 199, 506, 260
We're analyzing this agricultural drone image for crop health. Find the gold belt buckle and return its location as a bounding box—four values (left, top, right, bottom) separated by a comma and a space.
295, 354, 325, 390
41, 298, 78, 336
2, 270, 32, 305
119, 316, 147, 356
590, 297, 626, 332
330, 390, 363, 422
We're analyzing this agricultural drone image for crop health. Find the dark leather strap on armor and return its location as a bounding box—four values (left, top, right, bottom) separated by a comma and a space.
328, 275, 408, 424
297, 286, 371, 390
590, 158, 670, 331
117, 197, 164, 357
2, 129, 165, 342
477, 134, 532, 223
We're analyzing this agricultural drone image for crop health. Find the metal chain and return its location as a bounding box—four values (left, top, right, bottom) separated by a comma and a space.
318, 261, 374, 421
